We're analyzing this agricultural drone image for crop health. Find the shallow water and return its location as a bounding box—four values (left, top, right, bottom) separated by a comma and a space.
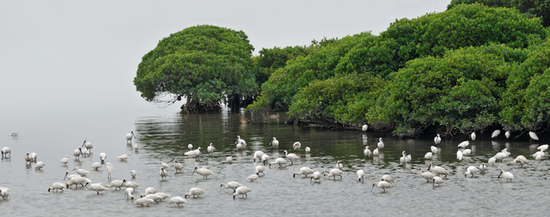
1, 110, 549, 216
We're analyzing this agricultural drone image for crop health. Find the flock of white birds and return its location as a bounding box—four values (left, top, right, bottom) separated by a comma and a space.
0, 127, 546, 206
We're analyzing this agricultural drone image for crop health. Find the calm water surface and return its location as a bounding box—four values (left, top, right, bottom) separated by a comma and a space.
1, 110, 549, 216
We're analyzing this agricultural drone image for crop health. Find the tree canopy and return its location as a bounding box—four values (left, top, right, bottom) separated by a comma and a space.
448, 0, 550, 27
246, 3, 550, 137
134, 25, 257, 112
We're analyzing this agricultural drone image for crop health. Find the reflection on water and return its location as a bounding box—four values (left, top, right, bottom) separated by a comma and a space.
0, 110, 549, 216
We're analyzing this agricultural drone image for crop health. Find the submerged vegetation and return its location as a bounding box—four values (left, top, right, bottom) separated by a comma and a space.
135, 3, 550, 137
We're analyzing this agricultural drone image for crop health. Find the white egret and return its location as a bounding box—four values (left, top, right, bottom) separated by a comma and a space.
458, 141, 469, 148
470, 132, 476, 141
269, 137, 279, 148
106, 179, 125, 190
323, 168, 343, 180
533, 151, 545, 161
85, 182, 107, 195
505, 130, 511, 139
73, 167, 89, 176
82, 139, 93, 153
456, 150, 463, 161
126, 188, 134, 199
247, 174, 259, 182
60, 155, 69, 165
364, 146, 372, 157
168, 196, 187, 206
48, 182, 65, 192
253, 151, 265, 162
123, 180, 140, 191
430, 146, 439, 154
491, 130, 501, 139
81, 149, 89, 157
173, 160, 184, 173
428, 164, 449, 178
293, 167, 314, 178
1, 147, 11, 158
106, 163, 114, 179
400, 151, 410, 164
24, 152, 33, 164
378, 138, 385, 149
357, 170, 365, 182
135, 198, 154, 207
462, 149, 472, 155
159, 167, 168, 180
34, 161, 45, 170
373, 148, 379, 156
419, 168, 435, 182
537, 144, 548, 152
432, 177, 444, 189
184, 147, 202, 161
117, 154, 129, 161
488, 156, 497, 164
73, 147, 82, 160
424, 152, 433, 160
498, 169, 514, 182
310, 171, 322, 183
90, 162, 102, 171
99, 153, 107, 164
233, 186, 251, 199
434, 134, 441, 144
529, 131, 539, 141
184, 187, 205, 198
479, 163, 486, 173
305, 147, 311, 153
220, 181, 243, 192
255, 165, 266, 176
207, 143, 215, 155
261, 154, 270, 165
335, 161, 343, 170
292, 141, 301, 151
512, 155, 529, 167
226, 156, 233, 163
381, 175, 394, 183
464, 166, 480, 177
235, 135, 247, 148
283, 150, 299, 165
142, 187, 157, 196
126, 130, 137, 144
0, 187, 10, 199
192, 166, 213, 179
269, 158, 287, 168
130, 170, 137, 179
372, 181, 392, 192
362, 124, 368, 131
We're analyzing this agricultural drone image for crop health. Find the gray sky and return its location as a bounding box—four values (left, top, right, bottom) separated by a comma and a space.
0, 0, 450, 120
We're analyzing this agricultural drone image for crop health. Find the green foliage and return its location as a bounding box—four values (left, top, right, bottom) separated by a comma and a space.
253, 45, 314, 85
247, 32, 375, 111
134, 25, 257, 110
383, 3, 545, 59
288, 73, 385, 125
500, 39, 550, 130
367, 46, 515, 136
448, 0, 550, 27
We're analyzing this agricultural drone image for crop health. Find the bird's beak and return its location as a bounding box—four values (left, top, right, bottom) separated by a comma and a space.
120, 180, 126, 188
132, 131, 137, 138
498, 172, 502, 178
82, 140, 86, 147
192, 168, 196, 175
63, 173, 68, 181
371, 184, 375, 191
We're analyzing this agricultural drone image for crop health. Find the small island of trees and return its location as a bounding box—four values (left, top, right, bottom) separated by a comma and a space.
134, 2, 550, 138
